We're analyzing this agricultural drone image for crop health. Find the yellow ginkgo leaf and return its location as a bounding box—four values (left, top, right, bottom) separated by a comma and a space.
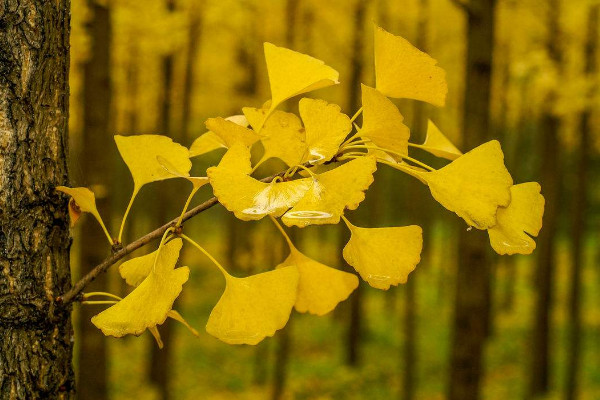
342, 218, 422, 289
282, 156, 377, 227
206, 266, 299, 345
157, 156, 209, 190
149, 310, 200, 348
204, 117, 261, 148
189, 115, 249, 158
488, 182, 545, 255
92, 238, 189, 338
115, 134, 192, 193
207, 144, 312, 220
243, 107, 307, 167
412, 120, 462, 160
119, 239, 182, 287
360, 84, 410, 156
374, 25, 447, 106
264, 42, 339, 114
300, 98, 351, 164
276, 244, 357, 315
56, 186, 112, 242
416, 140, 513, 229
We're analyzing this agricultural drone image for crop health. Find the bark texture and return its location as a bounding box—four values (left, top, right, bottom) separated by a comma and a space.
448, 1, 496, 399
0, 0, 74, 398
77, 1, 112, 399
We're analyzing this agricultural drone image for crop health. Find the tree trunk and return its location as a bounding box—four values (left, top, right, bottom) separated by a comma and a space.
77, 2, 112, 399
448, 1, 496, 399
529, 0, 562, 396
181, 4, 202, 141
0, 1, 74, 398
565, 5, 598, 400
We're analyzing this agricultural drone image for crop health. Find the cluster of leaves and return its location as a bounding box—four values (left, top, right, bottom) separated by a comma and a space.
58, 25, 545, 347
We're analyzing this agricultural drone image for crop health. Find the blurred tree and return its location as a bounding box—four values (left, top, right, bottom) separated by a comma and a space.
529, 0, 563, 396
339, 0, 370, 368
448, 0, 497, 399
78, 1, 112, 399
0, 1, 74, 398
565, 5, 598, 400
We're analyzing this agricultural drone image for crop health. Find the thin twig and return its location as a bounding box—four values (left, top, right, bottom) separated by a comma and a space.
58, 166, 308, 305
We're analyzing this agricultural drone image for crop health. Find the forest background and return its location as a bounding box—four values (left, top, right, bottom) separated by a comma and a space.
67, 0, 600, 399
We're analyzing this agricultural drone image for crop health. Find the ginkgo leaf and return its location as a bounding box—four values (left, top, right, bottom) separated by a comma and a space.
204, 117, 261, 148
189, 115, 250, 158
282, 156, 377, 227
300, 98, 351, 164
115, 135, 192, 193
413, 120, 462, 160
488, 183, 545, 255
243, 107, 307, 167
374, 25, 447, 106
92, 238, 189, 338
360, 84, 410, 156
206, 266, 299, 345
276, 243, 357, 315
56, 186, 108, 230
207, 144, 312, 220
415, 140, 513, 229
342, 218, 422, 289
119, 239, 182, 287
264, 42, 339, 114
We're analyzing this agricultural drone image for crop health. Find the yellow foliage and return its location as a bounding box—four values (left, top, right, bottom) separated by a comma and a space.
342, 218, 422, 290
416, 140, 513, 229
488, 183, 545, 255
414, 120, 462, 160
374, 25, 447, 106
206, 266, 299, 345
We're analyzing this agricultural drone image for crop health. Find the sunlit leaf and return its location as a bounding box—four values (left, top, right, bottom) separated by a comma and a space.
56, 186, 107, 230
115, 134, 192, 193
206, 266, 299, 345
360, 84, 410, 156
264, 42, 339, 114
415, 140, 513, 229
118, 239, 182, 287
276, 243, 357, 315
374, 25, 447, 106
189, 115, 250, 158
414, 120, 462, 160
157, 156, 209, 190
342, 219, 422, 289
207, 144, 312, 220
205, 117, 261, 148
282, 156, 377, 227
300, 98, 351, 164
488, 183, 545, 255
92, 238, 188, 337
243, 107, 307, 167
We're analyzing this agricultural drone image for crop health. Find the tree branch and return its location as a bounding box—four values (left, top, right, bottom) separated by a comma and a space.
58, 163, 320, 305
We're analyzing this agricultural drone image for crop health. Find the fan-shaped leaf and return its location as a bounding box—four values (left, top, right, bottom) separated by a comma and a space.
92, 238, 188, 337
361, 85, 410, 156
300, 98, 351, 164
416, 140, 513, 229
414, 120, 462, 160
56, 186, 107, 230
189, 115, 250, 158
282, 156, 377, 227
488, 183, 545, 255
374, 25, 447, 106
206, 266, 299, 345
342, 219, 422, 289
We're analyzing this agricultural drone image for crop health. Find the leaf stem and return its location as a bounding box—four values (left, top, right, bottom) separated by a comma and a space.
176, 187, 200, 227
180, 233, 230, 277
152, 227, 175, 273
349, 107, 363, 124
118, 189, 138, 243
81, 300, 118, 305
83, 292, 123, 301
343, 145, 435, 172
269, 215, 294, 249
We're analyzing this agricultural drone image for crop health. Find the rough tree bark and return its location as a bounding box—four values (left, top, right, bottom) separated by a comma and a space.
529, 0, 562, 396
77, 2, 112, 399
565, 5, 598, 400
448, 1, 496, 399
0, 0, 74, 398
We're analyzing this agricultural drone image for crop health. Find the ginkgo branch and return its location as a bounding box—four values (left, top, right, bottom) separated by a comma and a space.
58, 166, 312, 305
